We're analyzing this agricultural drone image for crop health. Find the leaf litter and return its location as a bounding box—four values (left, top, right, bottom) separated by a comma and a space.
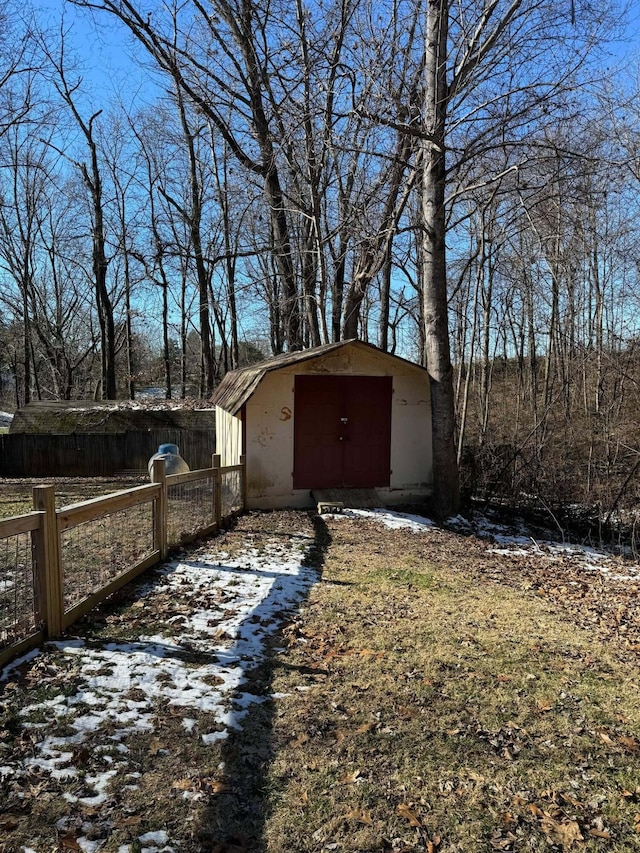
263, 507, 640, 852
2, 506, 640, 851
0, 513, 319, 852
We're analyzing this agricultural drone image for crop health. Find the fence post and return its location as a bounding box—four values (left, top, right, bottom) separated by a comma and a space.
212, 453, 222, 528
240, 454, 247, 510
32, 485, 64, 637
151, 458, 168, 561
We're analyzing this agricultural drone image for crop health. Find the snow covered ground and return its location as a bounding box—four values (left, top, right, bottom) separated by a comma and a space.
325, 505, 640, 581
1, 530, 318, 853
448, 512, 640, 581
325, 507, 436, 532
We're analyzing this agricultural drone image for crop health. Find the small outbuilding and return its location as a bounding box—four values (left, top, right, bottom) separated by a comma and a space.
212, 339, 433, 509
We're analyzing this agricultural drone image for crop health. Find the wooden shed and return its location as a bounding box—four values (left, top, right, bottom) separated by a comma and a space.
212, 339, 433, 509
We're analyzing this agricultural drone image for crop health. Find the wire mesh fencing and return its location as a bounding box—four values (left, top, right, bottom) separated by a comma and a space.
221, 467, 243, 518
0, 519, 39, 651
166, 475, 216, 547
0, 460, 245, 664
60, 500, 156, 613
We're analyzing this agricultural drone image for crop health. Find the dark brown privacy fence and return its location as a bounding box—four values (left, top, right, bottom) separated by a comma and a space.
0, 430, 215, 477
0, 455, 245, 668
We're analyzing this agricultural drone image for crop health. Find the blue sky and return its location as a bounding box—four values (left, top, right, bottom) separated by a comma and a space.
37, 0, 640, 104
36, 0, 158, 112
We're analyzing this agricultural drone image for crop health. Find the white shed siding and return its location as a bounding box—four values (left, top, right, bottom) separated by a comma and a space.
215, 406, 242, 466
245, 372, 295, 502
390, 373, 432, 489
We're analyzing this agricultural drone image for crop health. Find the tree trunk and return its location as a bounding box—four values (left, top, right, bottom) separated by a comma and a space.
378, 242, 393, 352
21, 282, 31, 405
92, 197, 117, 400
421, 0, 460, 518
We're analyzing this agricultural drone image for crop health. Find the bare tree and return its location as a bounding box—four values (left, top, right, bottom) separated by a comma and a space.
0, 5, 40, 140
0, 129, 99, 402
71, 0, 303, 351
40, 34, 119, 398
418, 0, 617, 516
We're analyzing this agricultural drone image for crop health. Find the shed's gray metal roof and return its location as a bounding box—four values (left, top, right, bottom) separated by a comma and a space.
211, 339, 427, 415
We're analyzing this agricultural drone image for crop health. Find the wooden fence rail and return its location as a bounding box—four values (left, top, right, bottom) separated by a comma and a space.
0, 455, 245, 669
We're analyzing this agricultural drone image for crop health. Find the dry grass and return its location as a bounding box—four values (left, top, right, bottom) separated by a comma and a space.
259, 516, 640, 852
0, 478, 147, 519
1, 510, 639, 853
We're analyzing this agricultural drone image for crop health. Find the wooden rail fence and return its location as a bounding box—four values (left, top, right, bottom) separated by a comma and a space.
0, 455, 245, 668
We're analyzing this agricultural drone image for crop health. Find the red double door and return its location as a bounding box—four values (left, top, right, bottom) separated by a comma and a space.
293, 375, 392, 489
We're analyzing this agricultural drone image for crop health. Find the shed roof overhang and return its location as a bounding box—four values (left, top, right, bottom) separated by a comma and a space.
211, 339, 428, 416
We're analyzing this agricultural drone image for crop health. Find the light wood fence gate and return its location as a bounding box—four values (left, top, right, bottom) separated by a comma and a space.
0, 456, 245, 669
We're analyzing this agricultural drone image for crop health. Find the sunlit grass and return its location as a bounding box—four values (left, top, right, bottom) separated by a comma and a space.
260, 517, 640, 852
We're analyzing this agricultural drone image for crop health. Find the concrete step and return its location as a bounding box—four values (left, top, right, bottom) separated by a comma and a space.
312, 488, 381, 513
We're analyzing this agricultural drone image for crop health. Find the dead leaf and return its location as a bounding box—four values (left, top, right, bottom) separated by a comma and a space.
0, 815, 20, 830
622, 788, 640, 802
58, 834, 82, 851
290, 732, 309, 746
397, 803, 422, 827
559, 792, 582, 809
427, 836, 441, 852
72, 746, 91, 764
358, 649, 384, 660
172, 779, 193, 791
196, 777, 231, 794
541, 818, 584, 850
340, 769, 361, 784
588, 828, 611, 839
490, 831, 517, 850
618, 735, 638, 753
345, 807, 373, 825
117, 815, 143, 827
149, 738, 167, 756
535, 699, 554, 713
397, 705, 419, 720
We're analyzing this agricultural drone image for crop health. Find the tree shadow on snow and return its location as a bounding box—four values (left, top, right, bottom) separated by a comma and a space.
193, 510, 332, 852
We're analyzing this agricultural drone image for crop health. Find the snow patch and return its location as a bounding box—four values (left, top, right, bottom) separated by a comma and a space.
325, 507, 436, 532
3, 530, 318, 851
449, 513, 640, 579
